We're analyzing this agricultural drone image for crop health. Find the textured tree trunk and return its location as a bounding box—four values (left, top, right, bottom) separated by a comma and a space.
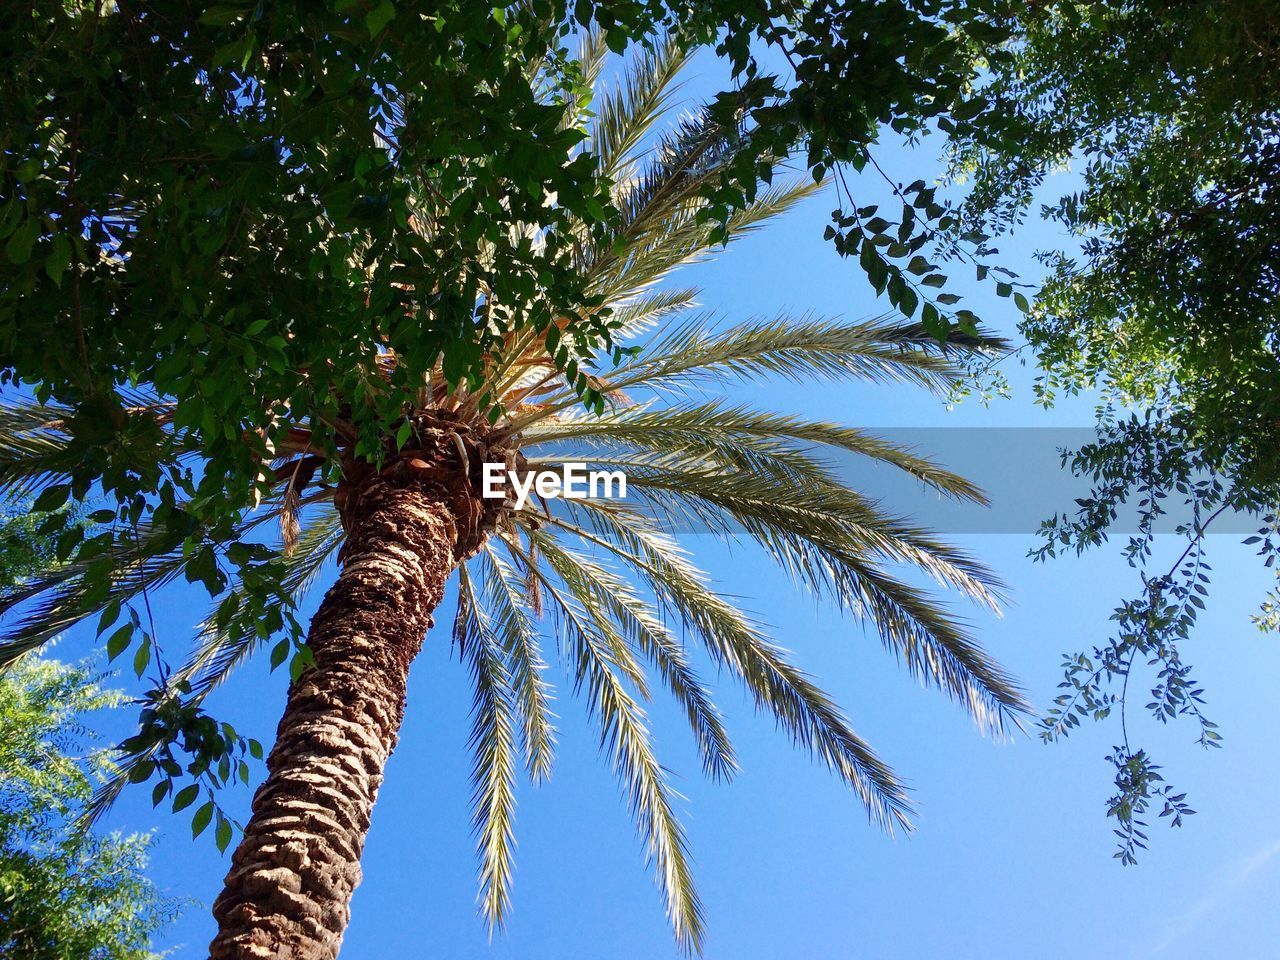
208, 438, 495, 959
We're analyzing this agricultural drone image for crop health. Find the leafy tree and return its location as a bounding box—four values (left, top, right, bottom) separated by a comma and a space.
948, 1, 1280, 858
0, 0, 1025, 689
0, 494, 83, 592
0, 41, 1023, 956
0, 654, 180, 959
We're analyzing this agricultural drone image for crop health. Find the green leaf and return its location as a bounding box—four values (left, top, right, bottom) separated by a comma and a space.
289, 646, 314, 682
45, 234, 71, 286
97, 598, 123, 635
5, 219, 38, 265
951, 97, 988, 122
198, 6, 249, 26
211, 37, 253, 69
921, 302, 947, 338
365, 0, 396, 36
898, 285, 919, 318
32, 485, 70, 512
133, 638, 151, 678
191, 801, 214, 839
172, 784, 201, 812
185, 546, 226, 595
215, 813, 234, 853
106, 624, 133, 661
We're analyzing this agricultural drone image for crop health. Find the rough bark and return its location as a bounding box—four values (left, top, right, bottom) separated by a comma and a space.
209, 418, 503, 960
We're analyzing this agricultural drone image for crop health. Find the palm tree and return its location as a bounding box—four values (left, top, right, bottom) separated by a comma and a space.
0, 35, 1024, 960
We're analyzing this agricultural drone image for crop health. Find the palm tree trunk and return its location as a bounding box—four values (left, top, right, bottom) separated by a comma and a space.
208, 462, 487, 960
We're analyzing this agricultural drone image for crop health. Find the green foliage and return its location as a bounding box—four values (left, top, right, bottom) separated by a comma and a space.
0, 9, 1028, 887
0, 655, 180, 959
0, 509, 54, 597
956, 2, 1279, 461
1, 39, 1021, 950
0, 494, 87, 594
0, 0, 1029, 687
947, 1, 1280, 857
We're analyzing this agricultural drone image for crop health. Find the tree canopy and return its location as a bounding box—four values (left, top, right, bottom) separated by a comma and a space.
956, 0, 1279, 481
2, 37, 1024, 949
1, 0, 1016, 534
0, 0, 1026, 846
0, 654, 180, 960
949, 0, 1280, 859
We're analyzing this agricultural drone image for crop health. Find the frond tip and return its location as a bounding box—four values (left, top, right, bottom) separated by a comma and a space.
516, 532, 707, 952
458, 565, 521, 931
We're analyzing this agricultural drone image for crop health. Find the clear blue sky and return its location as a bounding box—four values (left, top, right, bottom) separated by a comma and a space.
61, 56, 1280, 960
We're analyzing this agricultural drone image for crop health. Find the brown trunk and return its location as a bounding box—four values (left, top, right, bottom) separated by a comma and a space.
208, 430, 499, 959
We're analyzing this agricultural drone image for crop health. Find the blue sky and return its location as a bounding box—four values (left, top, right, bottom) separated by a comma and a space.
58, 56, 1280, 960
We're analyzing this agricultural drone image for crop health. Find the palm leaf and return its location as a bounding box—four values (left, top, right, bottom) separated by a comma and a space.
538, 502, 914, 832
608, 314, 1002, 395
476, 546, 557, 781
178, 506, 344, 697
457, 564, 521, 930
594, 460, 1024, 731
0, 521, 188, 668
586, 179, 822, 303
524, 399, 989, 502
529, 531, 736, 780
0, 400, 81, 495
513, 532, 705, 952
590, 34, 693, 180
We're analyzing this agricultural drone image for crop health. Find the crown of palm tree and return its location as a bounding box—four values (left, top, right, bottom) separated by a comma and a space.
0, 34, 1024, 953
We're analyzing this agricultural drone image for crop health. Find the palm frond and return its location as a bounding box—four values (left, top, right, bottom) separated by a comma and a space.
590, 35, 693, 180
0, 521, 187, 668
607, 314, 1003, 395
177, 506, 344, 697
591, 459, 1024, 732
513, 532, 704, 952
476, 546, 557, 781
0, 494, 308, 673
539, 502, 914, 832
0, 400, 80, 495
457, 564, 521, 931
524, 399, 988, 503
71, 507, 341, 826
505, 314, 1002, 436
609, 287, 700, 340
529, 531, 736, 781
606, 451, 998, 601
577, 27, 611, 98
586, 178, 822, 303
0, 399, 183, 497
